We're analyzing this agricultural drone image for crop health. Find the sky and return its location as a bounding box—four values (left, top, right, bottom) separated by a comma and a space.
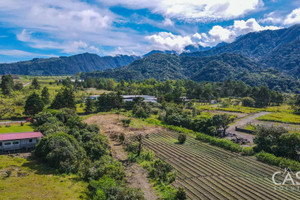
0, 0, 300, 62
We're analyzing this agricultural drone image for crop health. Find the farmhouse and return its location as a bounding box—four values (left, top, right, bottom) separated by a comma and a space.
0, 132, 43, 152
122, 95, 157, 103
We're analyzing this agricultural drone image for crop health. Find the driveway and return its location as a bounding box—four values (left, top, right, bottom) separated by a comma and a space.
226, 112, 270, 143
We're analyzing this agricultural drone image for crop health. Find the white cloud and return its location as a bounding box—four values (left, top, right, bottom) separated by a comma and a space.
0, 49, 55, 57
284, 8, 300, 25
162, 18, 174, 27
145, 32, 193, 53
100, 0, 263, 22
0, 0, 112, 33
17, 29, 100, 54
146, 18, 281, 52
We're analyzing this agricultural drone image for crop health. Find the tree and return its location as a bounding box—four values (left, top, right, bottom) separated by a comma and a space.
85, 97, 94, 114
24, 92, 44, 115
251, 86, 271, 108
34, 132, 86, 173
178, 134, 187, 144
14, 82, 23, 91
176, 188, 187, 200
62, 77, 73, 88
96, 93, 122, 112
293, 94, 300, 114
1, 75, 14, 95
212, 114, 233, 137
51, 87, 76, 109
31, 78, 40, 89
41, 87, 50, 104
242, 97, 255, 107
253, 125, 287, 153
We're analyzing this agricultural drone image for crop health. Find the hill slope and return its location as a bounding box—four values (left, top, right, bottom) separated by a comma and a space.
0, 53, 139, 75
80, 53, 300, 92
182, 25, 300, 77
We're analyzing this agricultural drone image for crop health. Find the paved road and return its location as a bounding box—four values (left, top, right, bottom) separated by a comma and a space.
226, 112, 270, 143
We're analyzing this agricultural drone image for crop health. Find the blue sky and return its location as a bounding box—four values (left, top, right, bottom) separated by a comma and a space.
0, 0, 300, 62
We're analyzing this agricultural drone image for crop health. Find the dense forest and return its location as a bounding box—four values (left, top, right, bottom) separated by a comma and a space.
80, 53, 300, 93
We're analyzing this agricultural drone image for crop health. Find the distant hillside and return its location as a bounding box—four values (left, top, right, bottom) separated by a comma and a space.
81, 53, 300, 92
182, 24, 300, 77
0, 53, 139, 75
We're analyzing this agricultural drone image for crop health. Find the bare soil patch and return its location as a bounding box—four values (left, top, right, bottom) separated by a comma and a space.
84, 114, 159, 200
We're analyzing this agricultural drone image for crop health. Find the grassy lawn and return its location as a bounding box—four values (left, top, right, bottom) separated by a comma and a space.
0, 155, 87, 200
0, 123, 34, 134
257, 112, 300, 124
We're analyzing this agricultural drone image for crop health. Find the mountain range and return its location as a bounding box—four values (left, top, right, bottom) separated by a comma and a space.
0, 53, 139, 75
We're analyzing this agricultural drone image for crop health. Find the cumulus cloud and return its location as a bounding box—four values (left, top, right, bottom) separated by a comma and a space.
100, 0, 263, 22
0, 0, 112, 33
146, 18, 281, 52
284, 8, 300, 25
145, 32, 193, 53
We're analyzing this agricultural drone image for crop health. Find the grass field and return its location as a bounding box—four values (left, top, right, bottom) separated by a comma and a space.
257, 112, 300, 124
0, 123, 34, 134
0, 155, 87, 200
196, 104, 293, 114
144, 131, 300, 200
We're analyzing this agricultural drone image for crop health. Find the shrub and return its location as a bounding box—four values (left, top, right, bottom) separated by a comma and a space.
149, 159, 177, 184
134, 107, 148, 118
121, 119, 131, 127
255, 151, 300, 171
178, 134, 186, 144
34, 132, 86, 173
242, 97, 255, 107
176, 188, 187, 200
86, 155, 125, 181
119, 133, 125, 143
242, 147, 255, 156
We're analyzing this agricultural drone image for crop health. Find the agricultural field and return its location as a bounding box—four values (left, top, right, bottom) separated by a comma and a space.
0, 123, 33, 134
143, 131, 300, 200
257, 112, 300, 124
196, 103, 293, 114
0, 155, 87, 200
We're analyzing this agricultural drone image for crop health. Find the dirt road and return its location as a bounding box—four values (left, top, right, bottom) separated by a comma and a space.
84, 114, 159, 200
226, 112, 270, 143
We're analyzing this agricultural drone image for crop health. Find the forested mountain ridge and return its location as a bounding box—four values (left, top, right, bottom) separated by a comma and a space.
0, 53, 139, 75
80, 52, 300, 92
182, 25, 300, 61
182, 24, 300, 78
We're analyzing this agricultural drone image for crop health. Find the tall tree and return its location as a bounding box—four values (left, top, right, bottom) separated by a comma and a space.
85, 97, 93, 114
24, 92, 44, 115
1, 75, 14, 95
31, 78, 40, 90
51, 87, 76, 109
212, 114, 233, 137
41, 86, 50, 104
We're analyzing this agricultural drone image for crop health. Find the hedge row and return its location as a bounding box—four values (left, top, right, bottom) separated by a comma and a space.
145, 118, 254, 155
255, 151, 300, 171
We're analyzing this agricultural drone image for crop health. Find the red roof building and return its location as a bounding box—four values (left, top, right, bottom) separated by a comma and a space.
0, 132, 43, 152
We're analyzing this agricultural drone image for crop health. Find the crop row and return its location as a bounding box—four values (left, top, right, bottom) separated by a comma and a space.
144, 131, 300, 200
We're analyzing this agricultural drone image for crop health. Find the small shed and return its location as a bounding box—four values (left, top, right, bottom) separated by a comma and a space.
0, 132, 43, 152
